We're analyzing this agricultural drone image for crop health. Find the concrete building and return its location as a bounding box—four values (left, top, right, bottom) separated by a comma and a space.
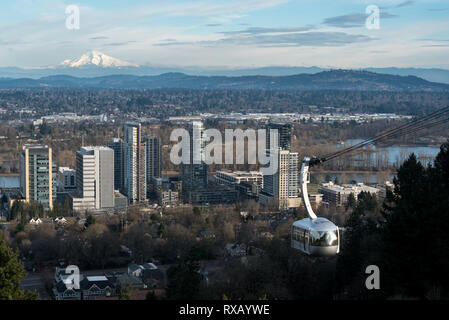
181, 121, 208, 192
374, 181, 394, 203
186, 187, 237, 205
157, 190, 179, 206
124, 123, 147, 203
108, 138, 124, 192
260, 149, 300, 210
214, 170, 263, 188
72, 146, 115, 212
19, 144, 57, 210
236, 181, 261, 200
319, 182, 380, 206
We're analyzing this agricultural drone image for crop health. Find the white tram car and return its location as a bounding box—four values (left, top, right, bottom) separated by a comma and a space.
291, 218, 340, 256
291, 157, 340, 256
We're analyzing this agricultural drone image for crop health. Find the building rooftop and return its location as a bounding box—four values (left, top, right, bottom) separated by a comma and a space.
86, 276, 108, 282
79, 146, 113, 155
22, 144, 49, 150
216, 170, 262, 177
320, 182, 380, 193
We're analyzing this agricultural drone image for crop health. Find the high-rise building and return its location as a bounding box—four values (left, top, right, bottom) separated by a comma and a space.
124, 123, 147, 202
260, 149, 300, 210
181, 121, 208, 191
108, 138, 124, 191
20, 144, 57, 210
266, 122, 292, 151
74, 146, 114, 211
146, 135, 161, 182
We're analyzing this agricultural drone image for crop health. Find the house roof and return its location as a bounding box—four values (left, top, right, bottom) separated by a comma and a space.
142, 263, 158, 270
128, 263, 142, 272
80, 277, 114, 290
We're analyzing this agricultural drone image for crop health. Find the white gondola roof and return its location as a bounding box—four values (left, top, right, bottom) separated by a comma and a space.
293, 217, 338, 231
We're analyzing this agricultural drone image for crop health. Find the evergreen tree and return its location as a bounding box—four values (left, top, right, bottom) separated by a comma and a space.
166, 250, 202, 300
381, 149, 449, 298
85, 214, 96, 228
157, 223, 167, 239
0, 234, 39, 300
345, 193, 357, 211
118, 280, 132, 300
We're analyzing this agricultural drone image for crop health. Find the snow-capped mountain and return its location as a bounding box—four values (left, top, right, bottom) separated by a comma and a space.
60, 50, 139, 68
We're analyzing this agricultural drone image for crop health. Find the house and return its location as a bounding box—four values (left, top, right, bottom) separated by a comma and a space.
225, 243, 247, 257
80, 276, 115, 300
29, 217, 42, 225
128, 263, 143, 278
127, 262, 165, 288
53, 267, 82, 300
141, 263, 165, 287
197, 229, 216, 240
53, 279, 82, 300
54, 217, 67, 225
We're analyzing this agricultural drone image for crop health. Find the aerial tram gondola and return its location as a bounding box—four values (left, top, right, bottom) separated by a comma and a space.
291, 105, 449, 256
291, 157, 340, 256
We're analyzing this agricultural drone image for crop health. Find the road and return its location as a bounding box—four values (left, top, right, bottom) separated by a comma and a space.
20, 273, 50, 299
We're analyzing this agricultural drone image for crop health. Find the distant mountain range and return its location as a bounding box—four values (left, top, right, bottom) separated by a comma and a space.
1, 51, 449, 85
1, 70, 449, 91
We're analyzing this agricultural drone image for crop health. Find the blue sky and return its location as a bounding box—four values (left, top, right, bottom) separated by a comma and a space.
1, 0, 449, 69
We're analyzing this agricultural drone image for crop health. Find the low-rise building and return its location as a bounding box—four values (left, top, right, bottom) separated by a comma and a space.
236, 181, 261, 200
186, 187, 238, 205
374, 181, 394, 203
157, 189, 179, 206
214, 170, 263, 188
80, 276, 115, 300
123, 262, 165, 289
319, 182, 380, 206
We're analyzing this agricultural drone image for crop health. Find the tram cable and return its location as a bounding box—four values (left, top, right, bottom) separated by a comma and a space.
323, 105, 449, 160
322, 106, 449, 162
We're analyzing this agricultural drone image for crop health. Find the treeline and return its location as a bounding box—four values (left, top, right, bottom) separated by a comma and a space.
2, 89, 449, 119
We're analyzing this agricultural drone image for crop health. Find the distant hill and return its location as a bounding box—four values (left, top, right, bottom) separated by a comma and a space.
2, 65, 449, 84
1, 70, 449, 91
3, 51, 449, 83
